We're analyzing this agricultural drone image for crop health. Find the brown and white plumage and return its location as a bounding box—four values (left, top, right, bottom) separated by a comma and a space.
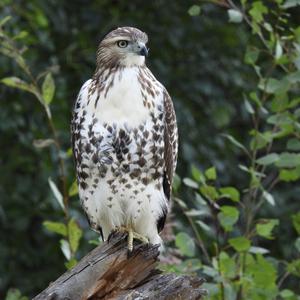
71, 27, 178, 248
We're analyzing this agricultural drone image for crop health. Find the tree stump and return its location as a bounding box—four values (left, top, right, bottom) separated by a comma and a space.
33, 232, 207, 300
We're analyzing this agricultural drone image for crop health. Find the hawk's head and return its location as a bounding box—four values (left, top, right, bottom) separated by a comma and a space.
96, 27, 148, 68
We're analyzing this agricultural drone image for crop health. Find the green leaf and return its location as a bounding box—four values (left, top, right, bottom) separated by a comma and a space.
65, 258, 77, 270
1, 76, 35, 93
174, 197, 188, 209
282, 0, 300, 8
244, 98, 255, 114
219, 187, 240, 202
256, 153, 279, 165
249, 1, 268, 23
262, 190, 275, 206
68, 180, 78, 197
202, 266, 219, 278
191, 165, 205, 183
5, 288, 28, 300
295, 237, 300, 252
42, 73, 55, 105
280, 289, 296, 299
222, 134, 248, 153
68, 218, 82, 253
33, 138, 55, 149
292, 212, 300, 235
34, 7, 49, 28
276, 152, 300, 168
272, 124, 294, 139
249, 91, 262, 106
219, 252, 236, 279
263, 22, 273, 32
0, 16, 12, 27
205, 167, 216, 180
244, 47, 259, 65
218, 206, 239, 232
259, 78, 290, 94
60, 239, 71, 260
267, 112, 292, 125
288, 97, 300, 109
287, 70, 300, 83
246, 254, 277, 292
287, 259, 300, 277
13, 30, 28, 40
249, 246, 270, 254
279, 168, 300, 182
270, 93, 289, 112
195, 193, 207, 205
185, 209, 205, 217
43, 221, 67, 236
275, 40, 283, 59
239, 164, 250, 173
287, 138, 300, 151
175, 232, 195, 257
196, 220, 212, 233
200, 185, 219, 201
48, 177, 64, 210
228, 9, 243, 23
229, 236, 251, 252
178, 258, 202, 273
250, 131, 272, 151
183, 177, 198, 189
172, 173, 181, 193
188, 5, 201, 16
256, 219, 279, 239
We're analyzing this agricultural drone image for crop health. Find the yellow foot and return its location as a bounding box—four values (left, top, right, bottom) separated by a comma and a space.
116, 226, 149, 252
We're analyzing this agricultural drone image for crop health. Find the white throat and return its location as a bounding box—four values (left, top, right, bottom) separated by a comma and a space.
121, 54, 145, 67
90, 67, 149, 127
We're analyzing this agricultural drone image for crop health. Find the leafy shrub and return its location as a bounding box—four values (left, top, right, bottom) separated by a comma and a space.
164, 1, 300, 299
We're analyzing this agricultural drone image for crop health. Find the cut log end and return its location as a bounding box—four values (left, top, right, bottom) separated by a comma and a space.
34, 232, 207, 300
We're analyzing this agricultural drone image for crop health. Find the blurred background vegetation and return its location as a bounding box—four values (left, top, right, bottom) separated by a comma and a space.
1, 0, 300, 299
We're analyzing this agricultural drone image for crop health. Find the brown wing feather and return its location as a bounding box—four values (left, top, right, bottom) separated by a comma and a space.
163, 89, 178, 200
157, 90, 178, 233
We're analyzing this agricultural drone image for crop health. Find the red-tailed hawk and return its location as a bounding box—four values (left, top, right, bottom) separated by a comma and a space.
71, 27, 178, 250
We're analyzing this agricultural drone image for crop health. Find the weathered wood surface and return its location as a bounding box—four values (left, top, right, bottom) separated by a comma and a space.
33, 232, 207, 300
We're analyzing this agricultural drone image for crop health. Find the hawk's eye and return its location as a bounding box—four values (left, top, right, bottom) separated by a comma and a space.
117, 40, 128, 48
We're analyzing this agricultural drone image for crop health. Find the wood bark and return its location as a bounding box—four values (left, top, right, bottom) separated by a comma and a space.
33, 232, 207, 300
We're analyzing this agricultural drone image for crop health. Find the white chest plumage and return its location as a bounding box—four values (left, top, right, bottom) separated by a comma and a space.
88, 68, 150, 127
72, 66, 167, 244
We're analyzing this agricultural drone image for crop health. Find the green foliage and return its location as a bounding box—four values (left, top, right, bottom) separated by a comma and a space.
218, 206, 240, 232
228, 9, 243, 23
205, 166, 217, 181
256, 219, 279, 239
68, 219, 82, 254
219, 187, 240, 202
292, 212, 300, 235
228, 236, 251, 252
43, 221, 67, 236
5, 289, 28, 300
42, 73, 55, 105
175, 232, 196, 257
188, 5, 201, 16
166, 1, 300, 299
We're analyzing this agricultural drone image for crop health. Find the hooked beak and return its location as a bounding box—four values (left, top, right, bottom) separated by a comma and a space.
139, 45, 148, 57
136, 42, 148, 57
